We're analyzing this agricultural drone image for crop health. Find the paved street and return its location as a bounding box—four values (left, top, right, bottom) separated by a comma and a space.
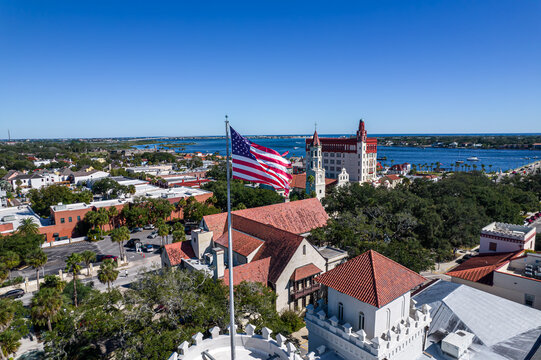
12, 228, 170, 281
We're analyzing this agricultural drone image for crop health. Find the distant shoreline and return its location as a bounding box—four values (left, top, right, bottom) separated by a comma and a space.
2, 132, 541, 142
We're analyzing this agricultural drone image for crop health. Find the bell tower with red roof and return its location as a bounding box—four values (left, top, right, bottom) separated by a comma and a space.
306, 130, 326, 199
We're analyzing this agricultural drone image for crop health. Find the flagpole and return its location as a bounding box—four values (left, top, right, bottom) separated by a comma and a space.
225, 115, 236, 360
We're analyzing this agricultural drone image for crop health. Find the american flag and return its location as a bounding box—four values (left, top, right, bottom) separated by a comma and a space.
230, 127, 292, 195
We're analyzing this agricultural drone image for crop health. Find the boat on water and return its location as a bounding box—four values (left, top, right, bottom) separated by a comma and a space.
377, 156, 387, 161
293, 146, 299, 149
467, 156, 479, 161
456, 160, 464, 164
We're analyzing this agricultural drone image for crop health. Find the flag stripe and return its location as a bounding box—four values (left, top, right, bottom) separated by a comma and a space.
232, 157, 289, 188
249, 149, 291, 173
230, 126, 291, 195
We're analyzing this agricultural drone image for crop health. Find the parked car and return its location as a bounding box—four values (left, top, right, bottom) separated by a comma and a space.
142, 244, 154, 253
143, 224, 155, 230
147, 231, 158, 239
131, 227, 143, 233
126, 238, 142, 248
1, 289, 24, 299
97, 255, 119, 262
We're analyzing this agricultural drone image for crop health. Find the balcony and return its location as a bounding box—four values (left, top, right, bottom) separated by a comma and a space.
290, 283, 321, 301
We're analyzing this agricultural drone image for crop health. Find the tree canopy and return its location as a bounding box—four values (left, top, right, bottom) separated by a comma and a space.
29, 185, 92, 217
311, 172, 539, 272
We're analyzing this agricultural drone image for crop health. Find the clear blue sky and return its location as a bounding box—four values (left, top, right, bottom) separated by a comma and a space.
1, 1, 539, 139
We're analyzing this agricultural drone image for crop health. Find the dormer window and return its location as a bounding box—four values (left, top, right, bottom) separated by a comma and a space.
358, 312, 365, 330
338, 302, 344, 322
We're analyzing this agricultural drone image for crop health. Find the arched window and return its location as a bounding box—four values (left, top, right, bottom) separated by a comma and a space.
338, 302, 344, 322
386, 308, 391, 330
358, 312, 365, 330
303, 245, 306, 255
401, 296, 405, 318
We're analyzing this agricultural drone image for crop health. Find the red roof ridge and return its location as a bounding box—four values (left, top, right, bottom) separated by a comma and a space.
315, 250, 426, 308
310, 130, 321, 146
369, 250, 380, 307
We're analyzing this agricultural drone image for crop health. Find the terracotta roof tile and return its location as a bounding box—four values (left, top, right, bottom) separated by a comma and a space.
315, 250, 426, 308
310, 130, 321, 146
202, 198, 328, 239
163, 241, 196, 266
223, 257, 271, 286
214, 229, 264, 257
446, 251, 522, 285
290, 174, 337, 190
291, 263, 322, 282
247, 220, 305, 284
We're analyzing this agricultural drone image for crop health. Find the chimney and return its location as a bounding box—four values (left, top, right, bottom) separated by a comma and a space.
213, 247, 225, 280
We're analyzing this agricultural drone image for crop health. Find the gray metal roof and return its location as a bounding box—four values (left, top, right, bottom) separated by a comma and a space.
413, 280, 541, 360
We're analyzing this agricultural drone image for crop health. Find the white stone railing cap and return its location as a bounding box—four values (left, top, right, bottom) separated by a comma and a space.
276, 333, 287, 347
262, 327, 273, 340
209, 326, 220, 339
245, 323, 256, 336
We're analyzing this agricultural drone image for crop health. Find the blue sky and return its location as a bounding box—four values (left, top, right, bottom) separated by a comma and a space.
1, 1, 539, 138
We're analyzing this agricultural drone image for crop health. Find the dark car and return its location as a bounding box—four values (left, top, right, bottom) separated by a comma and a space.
142, 244, 154, 253
97, 254, 119, 262
126, 238, 142, 248
131, 227, 143, 233
1, 289, 24, 299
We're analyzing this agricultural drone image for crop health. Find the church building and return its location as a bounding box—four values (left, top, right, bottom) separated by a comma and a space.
305, 120, 377, 198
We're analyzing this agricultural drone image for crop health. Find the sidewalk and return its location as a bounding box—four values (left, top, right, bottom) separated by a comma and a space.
420, 246, 479, 279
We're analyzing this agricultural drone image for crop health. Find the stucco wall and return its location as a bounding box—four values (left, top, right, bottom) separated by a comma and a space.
274, 239, 327, 312
327, 287, 411, 339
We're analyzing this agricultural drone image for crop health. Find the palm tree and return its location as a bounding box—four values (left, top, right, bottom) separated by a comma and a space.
17, 218, 39, 235
65, 253, 83, 307
110, 226, 130, 259
26, 250, 47, 290
80, 250, 96, 277
0, 252, 20, 280
175, 198, 187, 219
84, 210, 99, 230
157, 223, 170, 247
108, 206, 118, 229
127, 185, 136, 196
172, 229, 185, 243
96, 208, 109, 231
31, 287, 62, 332
97, 259, 119, 290
0, 299, 16, 360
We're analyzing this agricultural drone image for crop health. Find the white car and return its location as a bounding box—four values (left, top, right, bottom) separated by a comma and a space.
147, 231, 158, 239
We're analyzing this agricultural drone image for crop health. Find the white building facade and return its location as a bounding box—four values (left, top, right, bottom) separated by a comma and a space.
480, 222, 536, 254
305, 120, 377, 183
306, 250, 430, 360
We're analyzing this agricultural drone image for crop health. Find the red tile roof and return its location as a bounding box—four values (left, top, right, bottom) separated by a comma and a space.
248, 221, 305, 284
310, 130, 321, 146
290, 174, 337, 190
214, 229, 264, 257
446, 251, 522, 285
163, 241, 196, 266
202, 198, 328, 239
315, 250, 426, 308
291, 263, 322, 282
223, 257, 271, 286
385, 174, 401, 181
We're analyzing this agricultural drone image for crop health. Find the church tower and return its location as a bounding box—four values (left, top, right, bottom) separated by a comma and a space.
306, 130, 326, 199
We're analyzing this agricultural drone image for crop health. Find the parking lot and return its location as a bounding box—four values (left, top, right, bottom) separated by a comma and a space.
12, 228, 171, 281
